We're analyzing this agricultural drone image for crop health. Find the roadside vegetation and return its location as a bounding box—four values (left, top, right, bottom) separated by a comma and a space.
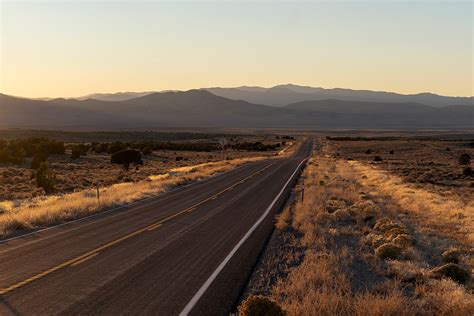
242, 143, 473, 315
0, 135, 290, 201
0, 132, 298, 237
0, 156, 266, 238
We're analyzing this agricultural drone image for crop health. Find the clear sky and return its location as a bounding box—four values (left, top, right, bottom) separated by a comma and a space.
0, 1, 472, 98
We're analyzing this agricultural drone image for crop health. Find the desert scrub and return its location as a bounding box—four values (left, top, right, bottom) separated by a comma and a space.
430, 263, 471, 285
375, 243, 403, 260
0, 156, 265, 237
252, 155, 474, 315
238, 295, 285, 316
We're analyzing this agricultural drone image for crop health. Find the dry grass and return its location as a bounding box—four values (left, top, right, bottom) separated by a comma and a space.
250, 154, 473, 315
0, 156, 265, 237
350, 161, 474, 246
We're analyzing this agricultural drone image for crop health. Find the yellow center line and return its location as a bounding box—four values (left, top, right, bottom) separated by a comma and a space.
0, 162, 275, 295
70, 253, 99, 267
147, 223, 162, 231
186, 207, 196, 213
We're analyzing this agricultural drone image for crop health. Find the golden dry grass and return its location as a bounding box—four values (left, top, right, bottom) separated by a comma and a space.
260, 156, 474, 315
0, 156, 265, 237
350, 161, 474, 246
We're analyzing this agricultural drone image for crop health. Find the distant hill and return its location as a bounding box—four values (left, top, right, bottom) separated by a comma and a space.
205, 84, 474, 108
284, 99, 474, 128
76, 91, 157, 102
0, 91, 472, 130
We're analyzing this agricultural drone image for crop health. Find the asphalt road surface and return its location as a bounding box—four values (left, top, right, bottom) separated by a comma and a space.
0, 140, 313, 315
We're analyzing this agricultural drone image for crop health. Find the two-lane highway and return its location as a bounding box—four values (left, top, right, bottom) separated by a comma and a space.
0, 140, 313, 315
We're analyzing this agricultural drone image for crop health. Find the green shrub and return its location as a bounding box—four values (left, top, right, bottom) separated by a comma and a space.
462, 167, 473, 177
238, 295, 285, 316
35, 162, 56, 194
31, 153, 47, 169
70, 144, 90, 159
111, 149, 143, 171
458, 153, 471, 165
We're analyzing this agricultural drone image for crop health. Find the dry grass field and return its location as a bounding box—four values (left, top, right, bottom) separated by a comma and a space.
0, 133, 290, 201
0, 147, 276, 201
243, 138, 473, 315
0, 156, 267, 238
324, 137, 474, 197
0, 131, 298, 237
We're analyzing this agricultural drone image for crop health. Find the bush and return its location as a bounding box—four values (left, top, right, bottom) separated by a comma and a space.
111, 149, 143, 171
0, 138, 65, 165
374, 156, 383, 162
238, 295, 285, 316
231, 142, 280, 152
333, 209, 352, 223
91, 142, 109, 154
35, 162, 56, 194
458, 153, 471, 165
462, 167, 473, 177
430, 263, 471, 285
392, 234, 414, 248
70, 144, 90, 159
442, 249, 462, 264
31, 153, 47, 169
107, 141, 128, 154
389, 150, 394, 154
375, 243, 402, 260
365, 149, 372, 154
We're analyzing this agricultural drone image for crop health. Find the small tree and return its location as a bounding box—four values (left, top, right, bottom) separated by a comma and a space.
459, 153, 471, 165
463, 167, 473, 177
31, 153, 47, 169
111, 149, 143, 171
35, 162, 56, 193
70, 144, 90, 160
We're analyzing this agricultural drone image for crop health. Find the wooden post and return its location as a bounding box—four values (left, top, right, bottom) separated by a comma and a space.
301, 183, 305, 202
96, 182, 100, 203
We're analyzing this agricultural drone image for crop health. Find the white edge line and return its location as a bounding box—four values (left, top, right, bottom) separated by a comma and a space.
179, 157, 308, 316
0, 161, 258, 246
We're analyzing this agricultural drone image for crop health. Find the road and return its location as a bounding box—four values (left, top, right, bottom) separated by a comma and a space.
0, 140, 313, 315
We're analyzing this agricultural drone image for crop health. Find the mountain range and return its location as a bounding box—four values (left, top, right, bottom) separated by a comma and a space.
77, 84, 473, 108
0, 87, 472, 130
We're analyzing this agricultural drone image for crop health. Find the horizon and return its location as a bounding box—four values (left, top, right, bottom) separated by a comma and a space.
1, 1, 472, 98
4, 83, 474, 100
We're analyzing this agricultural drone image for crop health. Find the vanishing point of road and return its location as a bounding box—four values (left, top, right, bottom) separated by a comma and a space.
0, 140, 313, 315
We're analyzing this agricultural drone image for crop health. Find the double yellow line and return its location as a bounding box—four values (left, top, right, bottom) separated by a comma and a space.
0, 162, 274, 295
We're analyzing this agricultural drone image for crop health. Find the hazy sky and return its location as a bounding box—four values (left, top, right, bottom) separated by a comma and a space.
1, 1, 472, 98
